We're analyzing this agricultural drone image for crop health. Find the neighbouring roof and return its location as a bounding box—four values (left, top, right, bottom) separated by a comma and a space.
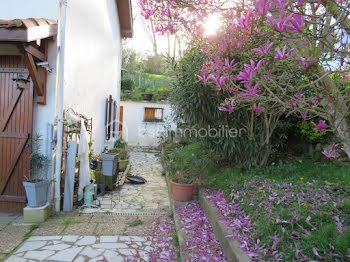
117, 0, 133, 38
0, 18, 58, 42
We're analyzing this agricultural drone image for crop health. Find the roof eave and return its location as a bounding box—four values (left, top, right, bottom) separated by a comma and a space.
117, 0, 133, 38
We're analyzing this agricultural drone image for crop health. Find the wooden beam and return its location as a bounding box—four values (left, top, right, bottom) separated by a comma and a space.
36, 39, 48, 104
23, 51, 43, 96
0, 24, 57, 42
24, 45, 45, 61
0, 195, 26, 203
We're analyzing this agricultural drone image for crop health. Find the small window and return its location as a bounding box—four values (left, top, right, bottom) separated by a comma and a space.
144, 107, 164, 122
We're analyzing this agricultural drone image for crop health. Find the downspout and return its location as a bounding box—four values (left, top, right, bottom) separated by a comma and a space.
54, 0, 67, 213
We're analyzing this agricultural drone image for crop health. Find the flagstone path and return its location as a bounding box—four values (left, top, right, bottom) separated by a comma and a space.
3, 151, 178, 262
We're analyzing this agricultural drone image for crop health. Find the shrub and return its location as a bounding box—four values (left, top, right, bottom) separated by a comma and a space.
121, 78, 135, 91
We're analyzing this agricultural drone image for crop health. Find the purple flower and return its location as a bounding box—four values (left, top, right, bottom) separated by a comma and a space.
311, 120, 327, 131
253, 103, 265, 114
251, 41, 274, 56
274, 45, 295, 60
294, 93, 304, 99
219, 99, 236, 112
322, 149, 340, 159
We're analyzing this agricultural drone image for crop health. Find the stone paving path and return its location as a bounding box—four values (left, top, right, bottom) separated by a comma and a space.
4, 151, 178, 262
82, 152, 170, 215
6, 235, 171, 262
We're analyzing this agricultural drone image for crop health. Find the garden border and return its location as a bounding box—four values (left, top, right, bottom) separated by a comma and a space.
165, 172, 186, 262
199, 191, 252, 262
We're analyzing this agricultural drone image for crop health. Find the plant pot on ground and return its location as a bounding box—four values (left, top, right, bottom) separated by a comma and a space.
117, 148, 129, 172
23, 134, 50, 208
170, 171, 197, 201
141, 93, 153, 101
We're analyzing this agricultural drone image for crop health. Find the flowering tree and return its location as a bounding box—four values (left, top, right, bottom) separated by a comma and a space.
139, 0, 350, 159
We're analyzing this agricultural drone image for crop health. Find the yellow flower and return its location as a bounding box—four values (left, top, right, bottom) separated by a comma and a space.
259, 189, 263, 193
302, 204, 307, 207
325, 181, 332, 186
300, 177, 304, 181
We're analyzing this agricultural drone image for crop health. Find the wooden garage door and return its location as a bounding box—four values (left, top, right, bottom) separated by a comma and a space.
0, 56, 33, 213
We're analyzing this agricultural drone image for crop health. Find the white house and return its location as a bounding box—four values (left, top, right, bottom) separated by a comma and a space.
0, 0, 133, 213
120, 100, 176, 147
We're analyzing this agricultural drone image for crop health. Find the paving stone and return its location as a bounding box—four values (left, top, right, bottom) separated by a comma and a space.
42, 243, 70, 250
47, 246, 83, 262
104, 250, 124, 262
100, 236, 118, 242
74, 256, 85, 262
24, 250, 55, 260
75, 236, 96, 246
92, 243, 127, 249
5, 255, 27, 262
15, 241, 46, 254
80, 246, 103, 258
62, 235, 79, 242
88, 256, 104, 262
119, 249, 136, 256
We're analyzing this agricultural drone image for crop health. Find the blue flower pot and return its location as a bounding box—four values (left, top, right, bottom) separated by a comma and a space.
23, 180, 49, 208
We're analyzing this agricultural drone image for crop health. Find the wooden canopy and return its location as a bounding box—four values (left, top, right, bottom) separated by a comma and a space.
0, 18, 58, 104
0, 18, 57, 42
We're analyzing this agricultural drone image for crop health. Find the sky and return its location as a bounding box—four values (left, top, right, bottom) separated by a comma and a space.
123, 0, 171, 56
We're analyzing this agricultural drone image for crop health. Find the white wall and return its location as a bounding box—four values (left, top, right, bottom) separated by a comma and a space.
120, 101, 175, 147
63, 0, 122, 153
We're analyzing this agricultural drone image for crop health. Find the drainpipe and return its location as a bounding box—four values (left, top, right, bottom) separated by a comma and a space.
54, 0, 67, 213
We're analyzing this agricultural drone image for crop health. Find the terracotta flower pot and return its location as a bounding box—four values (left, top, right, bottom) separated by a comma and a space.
170, 180, 196, 201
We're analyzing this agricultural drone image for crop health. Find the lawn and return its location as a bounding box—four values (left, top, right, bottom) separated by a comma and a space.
204, 160, 350, 261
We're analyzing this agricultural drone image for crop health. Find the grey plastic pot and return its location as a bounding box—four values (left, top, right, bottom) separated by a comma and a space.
101, 153, 117, 176
23, 180, 49, 208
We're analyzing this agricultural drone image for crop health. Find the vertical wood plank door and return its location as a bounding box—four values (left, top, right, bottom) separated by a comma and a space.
0, 56, 33, 213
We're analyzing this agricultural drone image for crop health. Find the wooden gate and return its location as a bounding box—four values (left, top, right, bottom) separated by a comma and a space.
0, 56, 33, 213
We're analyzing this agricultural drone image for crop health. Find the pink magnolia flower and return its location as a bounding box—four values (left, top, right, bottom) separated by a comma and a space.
300, 111, 308, 120
251, 41, 274, 56
234, 8, 253, 30
299, 56, 315, 68
219, 99, 236, 112
274, 45, 294, 60
311, 120, 327, 131
322, 149, 340, 159
267, 9, 294, 32
256, 0, 272, 15
253, 103, 265, 114
294, 93, 304, 99
285, 12, 304, 32
224, 58, 237, 71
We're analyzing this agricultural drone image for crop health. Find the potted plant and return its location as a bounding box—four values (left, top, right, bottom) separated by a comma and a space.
101, 147, 118, 176
169, 143, 210, 201
141, 93, 154, 101
118, 148, 129, 171
170, 170, 197, 201
158, 87, 168, 101
23, 134, 49, 208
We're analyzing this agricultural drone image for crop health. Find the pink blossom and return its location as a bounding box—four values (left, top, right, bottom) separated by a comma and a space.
219, 99, 236, 112
251, 41, 274, 56
301, 111, 308, 120
274, 45, 294, 60
312, 120, 327, 131
294, 93, 304, 99
341, 73, 350, 84
224, 58, 237, 71
299, 56, 315, 68
253, 103, 265, 114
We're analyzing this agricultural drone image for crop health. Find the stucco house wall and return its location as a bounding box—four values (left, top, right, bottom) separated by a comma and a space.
63, 0, 122, 153
120, 100, 176, 147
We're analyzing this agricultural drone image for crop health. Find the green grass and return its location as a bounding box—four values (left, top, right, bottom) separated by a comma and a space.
203, 159, 350, 261
205, 159, 350, 196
